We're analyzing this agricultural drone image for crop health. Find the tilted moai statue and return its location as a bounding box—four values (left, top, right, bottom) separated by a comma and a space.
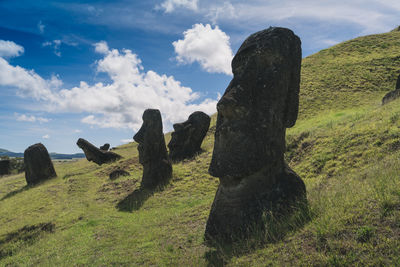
77, 138, 121, 165
24, 143, 57, 185
168, 111, 211, 161
205, 27, 307, 241
134, 109, 172, 188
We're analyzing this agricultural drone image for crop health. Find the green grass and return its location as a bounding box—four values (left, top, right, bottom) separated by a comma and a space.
1, 30, 400, 266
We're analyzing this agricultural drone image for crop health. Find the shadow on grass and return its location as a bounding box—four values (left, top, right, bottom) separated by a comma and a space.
204, 202, 312, 266
116, 187, 155, 212
0, 222, 55, 260
0, 185, 30, 201
1, 176, 58, 201
116, 182, 169, 212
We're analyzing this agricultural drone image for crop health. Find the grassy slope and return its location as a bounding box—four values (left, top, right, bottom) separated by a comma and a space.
1, 31, 400, 266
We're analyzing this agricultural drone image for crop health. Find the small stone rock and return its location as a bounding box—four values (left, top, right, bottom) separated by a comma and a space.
109, 169, 130, 180
99, 143, 110, 151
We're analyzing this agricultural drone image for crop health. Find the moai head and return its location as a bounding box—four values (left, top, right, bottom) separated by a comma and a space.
133, 109, 167, 165
24, 143, 57, 185
209, 27, 302, 180
134, 109, 172, 188
168, 111, 211, 161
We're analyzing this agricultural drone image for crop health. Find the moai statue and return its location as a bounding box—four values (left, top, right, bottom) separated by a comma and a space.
24, 143, 57, 185
134, 109, 172, 188
382, 75, 400, 105
0, 159, 10, 175
77, 138, 121, 165
205, 27, 306, 242
168, 111, 211, 161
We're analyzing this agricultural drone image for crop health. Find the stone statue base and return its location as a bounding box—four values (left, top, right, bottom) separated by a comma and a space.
205, 165, 306, 242
141, 159, 172, 188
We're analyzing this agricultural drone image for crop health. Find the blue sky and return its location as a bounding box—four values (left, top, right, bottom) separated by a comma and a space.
0, 0, 399, 153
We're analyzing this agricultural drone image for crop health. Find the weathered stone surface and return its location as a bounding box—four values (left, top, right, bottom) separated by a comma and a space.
205, 27, 306, 242
168, 111, 211, 161
0, 159, 10, 175
109, 169, 130, 180
382, 75, 400, 105
77, 138, 121, 165
24, 143, 57, 185
100, 143, 110, 151
134, 109, 172, 188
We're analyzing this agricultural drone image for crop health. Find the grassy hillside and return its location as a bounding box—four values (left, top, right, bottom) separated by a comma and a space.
299, 29, 400, 119
1, 30, 400, 266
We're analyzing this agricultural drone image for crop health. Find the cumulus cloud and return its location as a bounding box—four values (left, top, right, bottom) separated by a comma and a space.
157, 0, 198, 13
173, 24, 233, 75
0, 40, 24, 58
42, 134, 50, 139
0, 41, 217, 132
15, 113, 49, 123
0, 56, 61, 101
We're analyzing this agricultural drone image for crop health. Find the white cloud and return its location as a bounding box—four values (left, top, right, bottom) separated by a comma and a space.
1, 41, 217, 132
42, 134, 50, 139
120, 139, 133, 144
37, 21, 45, 34
94, 41, 109, 54
0, 40, 24, 58
74, 129, 82, 133
200, 0, 400, 35
153, 0, 399, 37
42, 40, 62, 57
173, 24, 233, 75
158, 0, 198, 13
206, 1, 236, 25
0, 57, 60, 101
15, 113, 50, 123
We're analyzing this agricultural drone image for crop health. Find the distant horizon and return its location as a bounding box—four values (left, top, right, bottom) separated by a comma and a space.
0, 0, 399, 153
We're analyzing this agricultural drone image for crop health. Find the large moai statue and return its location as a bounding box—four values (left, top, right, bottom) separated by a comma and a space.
382, 75, 400, 105
205, 27, 307, 242
134, 109, 172, 188
168, 111, 211, 161
24, 143, 57, 185
77, 138, 121, 165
